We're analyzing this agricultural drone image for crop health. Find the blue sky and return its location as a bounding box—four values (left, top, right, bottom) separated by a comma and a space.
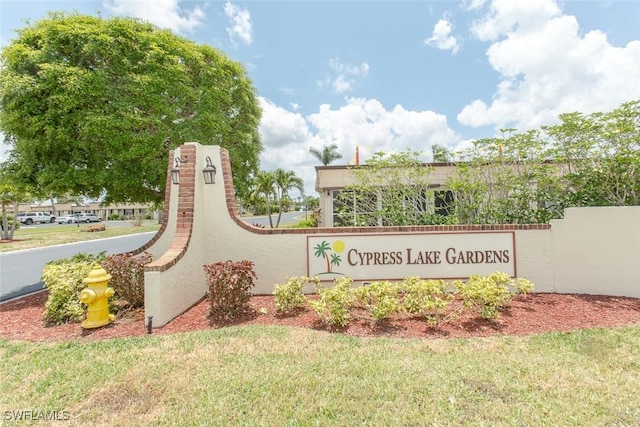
2, 0, 640, 196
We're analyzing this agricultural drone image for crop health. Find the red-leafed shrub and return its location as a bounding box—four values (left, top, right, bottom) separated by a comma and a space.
203, 260, 257, 320
101, 252, 153, 309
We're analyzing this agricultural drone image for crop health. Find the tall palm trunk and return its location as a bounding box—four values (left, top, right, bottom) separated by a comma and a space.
264, 195, 274, 228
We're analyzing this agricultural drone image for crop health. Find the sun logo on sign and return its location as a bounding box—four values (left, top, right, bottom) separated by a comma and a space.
313, 240, 345, 274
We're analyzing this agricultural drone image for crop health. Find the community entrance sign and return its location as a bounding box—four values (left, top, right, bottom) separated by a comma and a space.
307, 232, 516, 281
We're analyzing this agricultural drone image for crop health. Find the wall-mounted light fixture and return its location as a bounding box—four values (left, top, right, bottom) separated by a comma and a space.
171, 155, 188, 185
202, 156, 217, 185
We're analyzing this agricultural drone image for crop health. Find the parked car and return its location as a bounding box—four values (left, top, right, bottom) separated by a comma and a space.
56, 215, 79, 224
56, 213, 102, 224
75, 213, 102, 223
19, 212, 56, 225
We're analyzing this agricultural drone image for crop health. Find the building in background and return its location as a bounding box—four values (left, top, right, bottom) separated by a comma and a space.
314, 163, 456, 228
17, 202, 156, 221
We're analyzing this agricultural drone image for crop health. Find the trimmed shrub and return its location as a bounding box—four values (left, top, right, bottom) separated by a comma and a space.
288, 209, 321, 228
101, 252, 152, 309
42, 252, 108, 325
455, 271, 521, 320
353, 280, 402, 323
273, 276, 317, 315
203, 260, 257, 320
514, 277, 535, 296
400, 276, 454, 326
299, 272, 535, 328
309, 277, 355, 328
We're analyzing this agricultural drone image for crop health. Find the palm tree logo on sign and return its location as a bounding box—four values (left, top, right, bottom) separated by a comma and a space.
312, 240, 346, 277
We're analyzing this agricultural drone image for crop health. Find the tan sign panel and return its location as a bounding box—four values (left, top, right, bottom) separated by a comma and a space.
307, 232, 516, 281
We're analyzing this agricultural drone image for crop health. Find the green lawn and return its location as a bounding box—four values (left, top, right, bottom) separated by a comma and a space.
3, 220, 639, 425
1, 324, 639, 426
0, 222, 161, 252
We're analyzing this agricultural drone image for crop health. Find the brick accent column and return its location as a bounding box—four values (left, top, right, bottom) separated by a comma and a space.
145, 144, 196, 271
128, 151, 174, 256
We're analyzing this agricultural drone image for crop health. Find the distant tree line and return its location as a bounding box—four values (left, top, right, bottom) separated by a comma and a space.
336, 99, 640, 226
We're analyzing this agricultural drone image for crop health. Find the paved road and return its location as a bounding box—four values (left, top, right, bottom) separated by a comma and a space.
242, 211, 307, 227
0, 233, 155, 302
15, 219, 149, 230
0, 212, 306, 302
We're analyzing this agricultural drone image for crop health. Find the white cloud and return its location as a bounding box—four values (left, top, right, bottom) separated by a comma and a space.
464, 0, 489, 11
224, 1, 253, 47
307, 98, 456, 157
471, 0, 561, 42
259, 98, 310, 149
425, 18, 460, 54
459, 0, 640, 131
322, 58, 370, 94
103, 0, 204, 33
258, 98, 316, 195
258, 97, 459, 195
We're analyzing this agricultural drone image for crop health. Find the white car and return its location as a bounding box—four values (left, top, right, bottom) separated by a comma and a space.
57, 213, 102, 224
56, 215, 79, 224
19, 212, 56, 225
75, 213, 102, 223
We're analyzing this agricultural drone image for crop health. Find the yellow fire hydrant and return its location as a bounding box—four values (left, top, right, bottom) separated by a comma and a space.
79, 265, 116, 329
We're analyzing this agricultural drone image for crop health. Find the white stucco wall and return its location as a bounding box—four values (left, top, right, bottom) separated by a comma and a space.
145, 266, 207, 327
144, 143, 640, 327
551, 207, 640, 297
201, 194, 309, 293
512, 229, 554, 292
144, 144, 209, 326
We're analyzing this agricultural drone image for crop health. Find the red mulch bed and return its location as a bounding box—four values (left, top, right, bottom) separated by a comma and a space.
1, 291, 639, 343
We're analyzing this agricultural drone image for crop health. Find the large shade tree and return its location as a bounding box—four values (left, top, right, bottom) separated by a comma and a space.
448, 99, 640, 224
545, 100, 640, 207
0, 13, 262, 204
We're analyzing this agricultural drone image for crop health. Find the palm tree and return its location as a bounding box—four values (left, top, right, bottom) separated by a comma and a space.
309, 144, 343, 166
273, 168, 304, 227
330, 252, 342, 269
251, 171, 276, 228
313, 240, 332, 272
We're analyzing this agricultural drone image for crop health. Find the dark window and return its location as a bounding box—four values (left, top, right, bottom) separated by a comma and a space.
434, 190, 454, 216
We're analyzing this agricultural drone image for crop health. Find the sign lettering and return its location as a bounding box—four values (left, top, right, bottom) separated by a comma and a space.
307, 232, 516, 281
